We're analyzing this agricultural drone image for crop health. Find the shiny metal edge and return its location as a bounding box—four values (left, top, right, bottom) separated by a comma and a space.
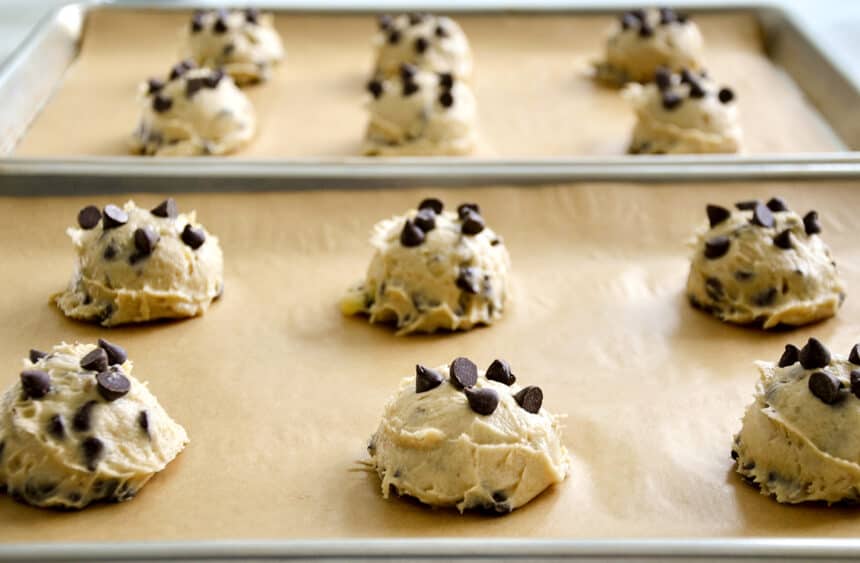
0, 0, 858, 185
2, 538, 860, 561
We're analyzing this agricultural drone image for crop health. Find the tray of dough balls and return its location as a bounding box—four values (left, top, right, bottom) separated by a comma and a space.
1, 180, 860, 561
1, 1, 859, 184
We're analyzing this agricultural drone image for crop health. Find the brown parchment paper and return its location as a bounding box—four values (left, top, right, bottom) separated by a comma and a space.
12, 9, 843, 158
0, 181, 859, 543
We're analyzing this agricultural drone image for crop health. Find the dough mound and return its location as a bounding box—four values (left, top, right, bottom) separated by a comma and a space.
595, 7, 704, 86
53, 199, 224, 327
185, 9, 284, 85
130, 62, 256, 156
686, 198, 844, 328
0, 341, 188, 509
363, 65, 477, 156
733, 339, 860, 504
627, 67, 742, 154
368, 358, 568, 513
341, 198, 509, 335
373, 13, 472, 79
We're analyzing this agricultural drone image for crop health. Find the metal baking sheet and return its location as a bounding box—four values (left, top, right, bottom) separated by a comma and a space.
0, 0, 858, 189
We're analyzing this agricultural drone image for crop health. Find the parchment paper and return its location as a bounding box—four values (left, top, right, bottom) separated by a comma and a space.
12, 9, 843, 157
0, 180, 859, 543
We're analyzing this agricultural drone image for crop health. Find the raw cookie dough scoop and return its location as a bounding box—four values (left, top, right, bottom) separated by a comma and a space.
686, 197, 844, 328
733, 339, 860, 504
0, 341, 188, 510
53, 198, 224, 327
373, 13, 472, 79
368, 357, 568, 513
185, 8, 284, 85
594, 7, 704, 86
130, 60, 256, 156
626, 67, 742, 154
341, 198, 510, 335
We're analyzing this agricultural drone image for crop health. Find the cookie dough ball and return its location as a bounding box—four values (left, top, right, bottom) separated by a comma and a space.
373, 13, 472, 79
595, 7, 704, 86
627, 68, 742, 154
0, 341, 188, 509
53, 198, 224, 327
363, 65, 477, 156
185, 9, 284, 85
341, 198, 509, 335
368, 357, 568, 513
733, 339, 860, 504
131, 61, 256, 156
686, 198, 844, 328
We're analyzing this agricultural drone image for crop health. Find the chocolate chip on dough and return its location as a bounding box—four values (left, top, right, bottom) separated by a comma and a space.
751, 202, 774, 228
735, 200, 758, 211
213, 14, 229, 34
435, 24, 449, 38
388, 30, 401, 44
703, 236, 730, 259
134, 226, 160, 257
803, 211, 821, 235
464, 387, 499, 416
414, 37, 429, 54
661, 92, 682, 110
151, 198, 178, 218
457, 203, 480, 219
766, 197, 788, 212
799, 338, 831, 370
439, 91, 454, 108
438, 73, 454, 90
204, 69, 224, 89
402, 80, 419, 97
139, 410, 150, 436
378, 14, 393, 30
415, 365, 444, 393
654, 67, 671, 90
98, 339, 127, 365
456, 267, 480, 294
20, 370, 51, 400
514, 386, 543, 414
850, 344, 860, 365
718, 88, 735, 104
181, 224, 206, 249
47, 414, 65, 440
461, 212, 485, 235
778, 344, 799, 368
96, 370, 131, 402
485, 359, 516, 385
81, 437, 104, 471
809, 371, 841, 405
244, 8, 260, 24
418, 198, 444, 214
706, 204, 731, 228
80, 348, 109, 373
73, 401, 98, 432
102, 205, 128, 230
367, 80, 383, 99
449, 357, 478, 389
152, 94, 173, 113
400, 220, 425, 247
185, 77, 206, 98
77, 205, 102, 230
413, 209, 436, 232
29, 349, 47, 363
773, 229, 792, 250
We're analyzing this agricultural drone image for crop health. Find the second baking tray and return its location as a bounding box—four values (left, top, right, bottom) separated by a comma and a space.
0, 0, 859, 187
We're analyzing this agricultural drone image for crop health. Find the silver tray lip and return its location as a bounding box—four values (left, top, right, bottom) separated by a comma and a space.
1, 0, 859, 182
2, 538, 860, 561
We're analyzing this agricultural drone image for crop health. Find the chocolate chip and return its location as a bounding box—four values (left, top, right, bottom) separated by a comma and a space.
47, 414, 65, 440
621, 13, 638, 30
388, 30, 401, 44
706, 204, 731, 228
73, 401, 97, 432
98, 338, 127, 365
204, 69, 224, 89
408, 13, 424, 25
435, 25, 448, 38
96, 370, 131, 402
191, 13, 204, 32
731, 449, 739, 460
734, 270, 753, 282
676, 13, 689, 23
139, 410, 150, 436
400, 220, 425, 247
718, 88, 735, 104
809, 371, 841, 404
186, 76, 206, 98
705, 277, 723, 301
703, 235, 730, 259
134, 226, 160, 257
751, 202, 774, 228
456, 267, 480, 294
457, 203, 480, 219
766, 197, 788, 212
147, 78, 164, 95
464, 387, 499, 416
659, 7, 676, 24
799, 338, 831, 370
402, 80, 419, 96
102, 205, 128, 230
414, 37, 429, 54
413, 209, 436, 232
514, 386, 543, 414
851, 370, 860, 400
378, 14, 393, 30
661, 92, 682, 110
181, 224, 206, 249
80, 347, 108, 372
461, 211, 485, 235
415, 364, 444, 393
850, 344, 860, 365
486, 359, 515, 385
77, 205, 102, 229
20, 370, 51, 400
773, 229, 792, 250
151, 198, 178, 218
418, 198, 443, 214
803, 211, 821, 235
213, 14, 228, 33
367, 80, 383, 99
654, 67, 671, 90
169, 60, 194, 80
735, 200, 759, 210
439, 91, 454, 107
639, 23, 653, 37
753, 287, 778, 307
81, 437, 104, 471
449, 357, 478, 389
29, 349, 47, 363
244, 8, 259, 24
688, 80, 706, 98
103, 244, 117, 260
152, 93, 173, 113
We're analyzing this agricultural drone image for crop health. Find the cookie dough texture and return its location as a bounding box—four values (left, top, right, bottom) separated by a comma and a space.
687, 200, 843, 328
131, 64, 256, 156
368, 364, 568, 513
364, 69, 477, 156
626, 71, 742, 154
374, 14, 472, 79
733, 344, 860, 504
0, 342, 188, 509
185, 9, 284, 85
53, 200, 224, 327
596, 8, 704, 85
341, 202, 509, 335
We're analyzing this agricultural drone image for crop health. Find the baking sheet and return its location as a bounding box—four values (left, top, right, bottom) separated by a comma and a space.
0, 180, 859, 543
11, 8, 844, 158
